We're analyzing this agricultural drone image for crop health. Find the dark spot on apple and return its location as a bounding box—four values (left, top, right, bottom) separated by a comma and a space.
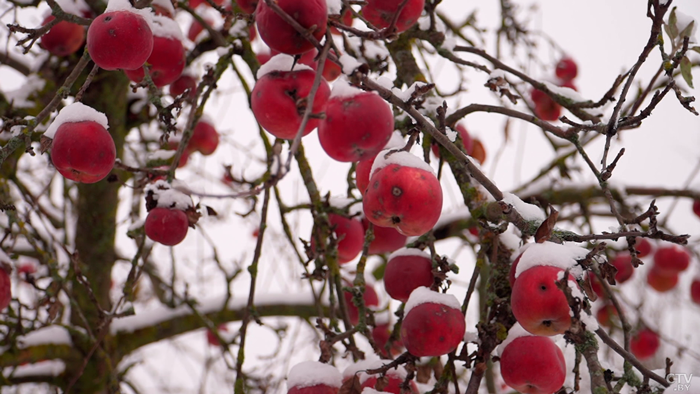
108, 29, 116, 37
542, 320, 552, 327
391, 216, 401, 224
540, 284, 547, 291
104, 16, 112, 22
392, 186, 402, 196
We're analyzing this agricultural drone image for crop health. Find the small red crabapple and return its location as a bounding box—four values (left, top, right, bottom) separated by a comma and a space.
189, 120, 219, 156
555, 57, 578, 82
499, 325, 566, 394
400, 287, 465, 357
343, 281, 379, 325
256, 0, 327, 55
311, 213, 364, 264
87, 10, 153, 70
635, 238, 653, 258
0, 265, 11, 310
610, 253, 634, 284
286, 361, 342, 394
124, 16, 186, 87
40, 16, 85, 57
145, 207, 189, 246
383, 248, 434, 303
363, 151, 442, 236
691, 278, 700, 305
169, 74, 197, 99
362, 0, 425, 33
646, 267, 679, 293
251, 55, 331, 140
511, 265, 576, 336
318, 84, 394, 162
361, 218, 407, 255
51, 120, 116, 183
206, 324, 228, 346
652, 245, 690, 276
630, 328, 660, 360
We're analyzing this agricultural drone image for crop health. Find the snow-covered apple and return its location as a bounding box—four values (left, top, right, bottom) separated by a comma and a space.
363, 150, 442, 236
318, 83, 394, 162
47, 103, 115, 184
511, 265, 576, 336
499, 324, 566, 394
400, 287, 465, 357
124, 16, 185, 87
87, 9, 153, 70
251, 55, 331, 140
287, 361, 342, 394
383, 248, 434, 303
144, 181, 194, 246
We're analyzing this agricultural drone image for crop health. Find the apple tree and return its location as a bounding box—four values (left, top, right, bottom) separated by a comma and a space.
0, 0, 699, 392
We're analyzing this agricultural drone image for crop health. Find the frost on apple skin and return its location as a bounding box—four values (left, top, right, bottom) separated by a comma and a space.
256, 54, 314, 79
387, 247, 430, 261
287, 361, 342, 390
369, 149, 435, 179
404, 286, 461, 315
513, 241, 589, 281
44, 102, 109, 139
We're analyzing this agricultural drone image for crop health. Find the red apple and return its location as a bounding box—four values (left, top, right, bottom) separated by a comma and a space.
652, 245, 690, 275
0, 266, 11, 310
256, 0, 327, 55
362, 0, 425, 33
646, 268, 679, 293
596, 302, 619, 328
287, 361, 342, 394
361, 217, 407, 255
206, 324, 228, 346
499, 335, 566, 394
40, 16, 85, 57
371, 323, 403, 357
251, 60, 331, 140
235, 0, 257, 13
693, 200, 700, 218
124, 17, 185, 87
87, 10, 153, 70
318, 89, 394, 162
189, 0, 225, 8
363, 152, 442, 236
531, 88, 561, 121
343, 283, 379, 325
189, 120, 219, 156
187, 17, 213, 42
145, 207, 189, 246
630, 328, 660, 360
383, 248, 434, 303
355, 157, 375, 195
330, 8, 353, 35
361, 371, 419, 394
169, 74, 198, 99
691, 278, 700, 305
511, 265, 575, 336
51, 121, 116, 183
312, 213, 364, 264
610, 253, 634, 284
635, 238, 652, 258
400, 287, 465, 357
296, 48, 343, 81
555, 57, 578, 82
431, 123, 473, 159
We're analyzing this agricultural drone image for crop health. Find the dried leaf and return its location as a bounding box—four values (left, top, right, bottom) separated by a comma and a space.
535, 208, 559, 243
681, 56, 694, 88
339, 375, 363, 394
668, 7, 678, 39
679, 20, 695, 40
40, 135, 53, 154
581, 275, 598, 302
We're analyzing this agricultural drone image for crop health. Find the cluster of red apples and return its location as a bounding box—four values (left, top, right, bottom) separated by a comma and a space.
530, 57, 578, 121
